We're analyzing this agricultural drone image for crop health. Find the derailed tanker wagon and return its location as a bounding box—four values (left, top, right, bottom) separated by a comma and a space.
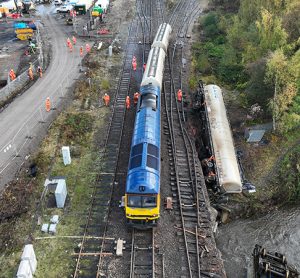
201, 84, 242, 193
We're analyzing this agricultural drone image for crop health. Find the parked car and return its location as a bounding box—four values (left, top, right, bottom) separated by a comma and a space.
54, 0, 62, 5
56, 3, 73, 13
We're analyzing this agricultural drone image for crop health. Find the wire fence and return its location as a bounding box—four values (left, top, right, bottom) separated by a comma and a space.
0, 23, 44, 103
0, 70, 74, 180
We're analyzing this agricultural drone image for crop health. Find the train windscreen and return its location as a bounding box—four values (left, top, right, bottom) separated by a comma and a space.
127, 195, 157, 208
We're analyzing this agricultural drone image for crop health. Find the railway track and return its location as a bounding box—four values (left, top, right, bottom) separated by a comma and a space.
73, 1, 225, 277
160, 1, 226, 277
73, 18, 143, 278
130, 229, 154, 278
88, 0, 162, 278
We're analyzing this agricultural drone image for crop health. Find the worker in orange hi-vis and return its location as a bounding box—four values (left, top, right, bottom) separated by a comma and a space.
133, 92, 140, 105
132, 60, 137, 71
143, 63, 146, 71
45, 97, 51, 112
9, 69, 16, 81
37, 66, 42, 78
125, 95, 130, 109
80, 46, 83, 57
72, 36, 76, 45
132, 55, 136, 63
67, 37, 71, 47
86, 43, 91, 53
177, 89, 183, 102
69, 42, 73, 52
102, 93, 110, 107
28, 67, 34, 80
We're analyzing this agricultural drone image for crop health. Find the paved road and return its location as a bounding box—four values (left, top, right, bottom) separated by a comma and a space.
0, 5, 86, 189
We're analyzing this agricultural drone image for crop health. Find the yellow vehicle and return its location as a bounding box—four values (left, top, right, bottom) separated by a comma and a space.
17, 33, 33, 40
15, 28, 34, 35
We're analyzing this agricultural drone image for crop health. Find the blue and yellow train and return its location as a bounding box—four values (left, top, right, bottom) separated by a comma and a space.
125, 23, 172, 227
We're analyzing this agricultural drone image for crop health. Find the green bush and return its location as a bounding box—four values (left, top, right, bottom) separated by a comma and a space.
273, 145, 300, 203
63, 113, 94, 144
101, 79, 110, 90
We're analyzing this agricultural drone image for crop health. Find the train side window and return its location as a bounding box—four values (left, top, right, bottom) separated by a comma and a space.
130, 155, 142, 169
131, 143, 143, 157
147, 144, 159, 157
147, 155, 158, 170
139, 93, 157, 110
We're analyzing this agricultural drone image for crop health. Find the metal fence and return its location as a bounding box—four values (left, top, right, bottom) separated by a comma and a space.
0, 23, 43, 103
0, 70, 74, 182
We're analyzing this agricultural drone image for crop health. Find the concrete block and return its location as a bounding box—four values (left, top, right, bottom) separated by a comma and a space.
17, 260, 32, 278
55, 179, 67, 208
62, 146, 71, 165
50, 215, 59, 224
49, 224, 57, 234
41, 224, 49, 233
115, 238, 125, 256
21, 244, 37, 274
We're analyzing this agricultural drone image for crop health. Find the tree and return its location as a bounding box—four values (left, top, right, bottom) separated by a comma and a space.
265, 49, 297, 131
256, 8, 287, 55
283, 2, 300, 41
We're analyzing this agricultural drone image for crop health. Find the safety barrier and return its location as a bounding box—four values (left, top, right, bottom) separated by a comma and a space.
0, 23, 43, 103
0, 60, 40, 103
0, 71, 73, 180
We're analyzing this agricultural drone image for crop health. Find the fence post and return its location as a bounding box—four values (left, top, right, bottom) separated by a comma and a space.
39, 107, 45, 123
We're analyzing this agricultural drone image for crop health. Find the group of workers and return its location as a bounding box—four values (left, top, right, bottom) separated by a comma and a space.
102, 92, 141, 108
27, 65, 43, 81
131, 56, 147, 72
66, 37, 91, 56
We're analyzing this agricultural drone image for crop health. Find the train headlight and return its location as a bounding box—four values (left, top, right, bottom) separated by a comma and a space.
126, 214, 131, 217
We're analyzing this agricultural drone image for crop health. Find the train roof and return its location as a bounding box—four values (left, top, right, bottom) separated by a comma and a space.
126, 171, 159, 194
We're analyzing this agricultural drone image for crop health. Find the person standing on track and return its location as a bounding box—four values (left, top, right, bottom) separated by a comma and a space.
67, 37, 71, 47
126, 95, 130, 109
177, 89, 182, 102
72, 36, 76, 45
133, 92, 140, 105
132, 58, 137, 71
80, 46, 83, 57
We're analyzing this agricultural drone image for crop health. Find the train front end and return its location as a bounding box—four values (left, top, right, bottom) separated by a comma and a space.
125, 170, 160, 227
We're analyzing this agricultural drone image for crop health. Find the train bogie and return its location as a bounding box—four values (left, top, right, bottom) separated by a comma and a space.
141, 47, 166, 89
204, 85, 242, 193
151, 23, 172, 53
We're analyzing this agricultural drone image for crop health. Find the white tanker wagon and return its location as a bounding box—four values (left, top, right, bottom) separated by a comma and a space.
200, 84, 244, 193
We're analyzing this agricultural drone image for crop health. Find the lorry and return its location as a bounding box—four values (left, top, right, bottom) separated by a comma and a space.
74, 0, 93, 15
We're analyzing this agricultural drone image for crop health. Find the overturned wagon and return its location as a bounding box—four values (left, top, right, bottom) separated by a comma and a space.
199, 84, 242, 193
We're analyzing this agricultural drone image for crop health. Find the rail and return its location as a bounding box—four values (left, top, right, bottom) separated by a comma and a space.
162, 0, 226, 276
